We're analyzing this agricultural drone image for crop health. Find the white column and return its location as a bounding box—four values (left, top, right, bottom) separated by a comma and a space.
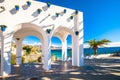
78, 12, 84, 66
62, 39, 67, 61
79, 44, 84, 66
16, 39, 22, 65
1, 32, 12, 76
72, 36, 79, 66
43, 35, 51, 70
72, 11, 84, 67
1, 31, 4, 76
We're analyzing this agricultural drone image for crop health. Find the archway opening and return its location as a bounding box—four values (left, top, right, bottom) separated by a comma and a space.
11, 23, 47, 65
66, 34, 72, 61
22, 36, 42, 63
52, 27, 74, 63
11, 36, 42, 64
51, 36, 62, 62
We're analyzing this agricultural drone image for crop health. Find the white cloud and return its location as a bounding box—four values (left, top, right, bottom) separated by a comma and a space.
84, 43, 90, 48
51, 44, 61, 47
105, 42, 120, 47
84, 42, 120, 48
25, 42, 41, 46
32, 42, 41, 45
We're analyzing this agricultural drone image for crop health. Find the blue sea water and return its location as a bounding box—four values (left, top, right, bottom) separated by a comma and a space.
51, 49, 72, 59
51, 47, 120, 59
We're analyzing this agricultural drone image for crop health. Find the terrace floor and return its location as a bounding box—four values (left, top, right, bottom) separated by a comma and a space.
0, 58, 120, 80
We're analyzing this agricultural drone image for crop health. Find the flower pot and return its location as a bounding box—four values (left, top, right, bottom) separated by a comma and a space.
47, 2, 51, 7
16, 38, 20, 40
56, 13, 60, 17
70, 16, 73, 19
64, 9, 67, 13
15, 5, 19, 11
37, 9, 42, 14
0, 25, 7, 31
75, 31, 79, 35
27, 1, 31, 6
1, 27, 6, 31
46, 29, 51, 34
75, 10, 78, 15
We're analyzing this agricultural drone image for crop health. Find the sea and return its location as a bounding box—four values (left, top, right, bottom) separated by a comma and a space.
51, 47, 120, 59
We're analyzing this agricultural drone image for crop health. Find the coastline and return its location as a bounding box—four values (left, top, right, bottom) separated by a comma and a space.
85, 53, 120, 59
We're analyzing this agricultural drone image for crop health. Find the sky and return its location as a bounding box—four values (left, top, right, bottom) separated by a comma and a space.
23, 0, 120, 46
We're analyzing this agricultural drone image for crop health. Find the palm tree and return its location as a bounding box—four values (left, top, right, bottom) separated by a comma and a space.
86, 39, 111, 55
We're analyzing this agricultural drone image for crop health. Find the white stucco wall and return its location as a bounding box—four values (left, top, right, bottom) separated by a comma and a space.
0, 0, 84, 76
0, 0, 83, 33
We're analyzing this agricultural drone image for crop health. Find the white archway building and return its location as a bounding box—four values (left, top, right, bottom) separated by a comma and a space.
0, 0, 84, 76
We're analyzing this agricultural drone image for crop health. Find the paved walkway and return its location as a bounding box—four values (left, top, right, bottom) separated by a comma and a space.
0, 58, 120, 80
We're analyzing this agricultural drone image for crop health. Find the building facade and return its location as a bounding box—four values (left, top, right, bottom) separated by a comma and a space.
0, 0, 84, 76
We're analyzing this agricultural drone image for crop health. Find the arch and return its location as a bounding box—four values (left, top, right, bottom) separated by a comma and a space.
11, 23, 49, 67
52, 26, 75, 61
22, 36, 41, 63
52, 26, 75, 39
13, 23, 47, 42
51, 36, 62, 61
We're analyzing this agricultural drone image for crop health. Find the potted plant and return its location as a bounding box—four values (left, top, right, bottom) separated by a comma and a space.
70, 15, 73, 19
26, 1, 31, 6
46, 29, 51, 34
15, 5, 19, 11
47, 2, 51, 7
75, 10, 78, 15
56, 13, 60, 17
37, 9, 42, 14
64, 9, 67, 13
0, 25, 7, 31
75, 31, 79, 36
16, 38, 20, 40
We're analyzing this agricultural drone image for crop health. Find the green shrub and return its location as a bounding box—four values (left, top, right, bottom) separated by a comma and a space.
29, 60, 37, 63
38, 56, 42, 62
22, 56, 25, 63
11, 54, 16, 65
51, 54, 56, 62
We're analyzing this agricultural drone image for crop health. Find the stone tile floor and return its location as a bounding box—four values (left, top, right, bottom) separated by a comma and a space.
0, 59, 120, 80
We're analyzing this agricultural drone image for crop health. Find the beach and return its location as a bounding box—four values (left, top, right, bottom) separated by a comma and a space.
0, 54, 120, 80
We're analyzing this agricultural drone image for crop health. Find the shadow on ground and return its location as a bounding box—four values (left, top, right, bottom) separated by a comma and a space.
0, 59, 120, 80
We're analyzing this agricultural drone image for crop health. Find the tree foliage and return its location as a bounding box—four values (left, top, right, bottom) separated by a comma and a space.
22, 45, 32, 55
86, 39, 111, 55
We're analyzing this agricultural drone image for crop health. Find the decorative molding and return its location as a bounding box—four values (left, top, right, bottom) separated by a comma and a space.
39, 14, 50, 24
